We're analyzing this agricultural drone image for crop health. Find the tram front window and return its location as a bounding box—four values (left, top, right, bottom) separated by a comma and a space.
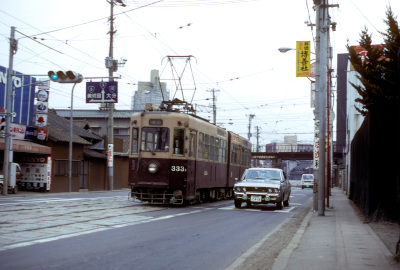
141, 127, 170, 152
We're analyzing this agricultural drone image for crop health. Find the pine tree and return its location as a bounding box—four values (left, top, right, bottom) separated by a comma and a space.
347, 7, 400, 115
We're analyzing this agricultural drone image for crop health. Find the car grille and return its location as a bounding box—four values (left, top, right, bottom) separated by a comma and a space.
245, 187, 264, 192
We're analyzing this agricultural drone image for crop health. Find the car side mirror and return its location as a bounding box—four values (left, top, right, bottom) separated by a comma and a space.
235, 178, 239, 182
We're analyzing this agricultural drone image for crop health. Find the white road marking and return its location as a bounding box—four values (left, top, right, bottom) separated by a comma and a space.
218, 206, 296, 212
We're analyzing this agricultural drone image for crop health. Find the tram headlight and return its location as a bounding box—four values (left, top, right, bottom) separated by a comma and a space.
148, 162, 159, 173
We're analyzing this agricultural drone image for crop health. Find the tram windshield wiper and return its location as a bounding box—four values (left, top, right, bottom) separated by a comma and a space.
144, 143, 156, 155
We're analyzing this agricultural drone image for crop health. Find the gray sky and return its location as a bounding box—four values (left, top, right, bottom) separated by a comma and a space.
0, 0, 398, 146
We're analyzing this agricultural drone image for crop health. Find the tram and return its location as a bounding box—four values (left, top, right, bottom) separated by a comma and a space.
128, 99, 251, 205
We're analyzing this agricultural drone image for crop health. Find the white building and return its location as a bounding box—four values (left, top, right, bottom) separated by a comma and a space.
132, 70, 169, 111
344, 55, 365, 195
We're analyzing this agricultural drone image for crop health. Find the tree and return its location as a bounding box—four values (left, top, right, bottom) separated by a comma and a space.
347, 6, 400, 115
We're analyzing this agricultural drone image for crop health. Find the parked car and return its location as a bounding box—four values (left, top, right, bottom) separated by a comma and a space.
301, 174, 314, 189
233, 168, 291, 209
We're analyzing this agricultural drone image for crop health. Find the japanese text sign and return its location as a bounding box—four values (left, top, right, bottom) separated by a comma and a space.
296, 41, 311, 77
86, 81, 118, 103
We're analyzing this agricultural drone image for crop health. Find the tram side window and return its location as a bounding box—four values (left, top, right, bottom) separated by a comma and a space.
210, 136, 215, 161
198, 132, 204, 159
214, 138, 219, 162
141, 127, 170, 152
204, 134, 210, 160
214, 138, 220, 162
245, 148, 251, 166
173, 128, 185, 155
231, 144, 238, 165
238, 146, 243, 166
189, 132, 196, 158
219, 139, 226, 163
131, 128, 139, 154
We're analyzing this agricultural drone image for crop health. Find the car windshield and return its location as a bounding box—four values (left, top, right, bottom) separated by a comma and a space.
302, 175, 314, 180
244, 170, 281, 181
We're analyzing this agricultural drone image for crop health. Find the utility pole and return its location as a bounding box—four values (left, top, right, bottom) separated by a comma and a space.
314, 0, 338, 216
314, 0, 327, 216
255, 126, 261, 167
207, 89, 219, 125
255, 126, 260, 151
106, 0, 126, 191
2, 26, 16, 196
107, 1, 116, 191
247, 114, 255, 141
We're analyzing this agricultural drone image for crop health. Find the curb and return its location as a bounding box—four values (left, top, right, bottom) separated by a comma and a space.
271, 208, 313, 270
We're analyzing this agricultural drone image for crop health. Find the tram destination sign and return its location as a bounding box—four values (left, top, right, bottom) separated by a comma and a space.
86, 81, 118, 103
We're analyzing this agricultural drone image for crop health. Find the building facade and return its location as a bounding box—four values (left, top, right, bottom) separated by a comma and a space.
132, 70, 169, 111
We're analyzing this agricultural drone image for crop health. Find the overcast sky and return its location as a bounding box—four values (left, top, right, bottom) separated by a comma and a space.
0, 0, 398, 146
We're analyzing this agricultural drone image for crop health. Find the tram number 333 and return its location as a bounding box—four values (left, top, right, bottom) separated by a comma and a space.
171, 166, 187, 172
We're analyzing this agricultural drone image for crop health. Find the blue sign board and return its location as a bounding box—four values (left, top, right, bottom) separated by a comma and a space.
0, 65, 36, 126
86, 81, 118, 103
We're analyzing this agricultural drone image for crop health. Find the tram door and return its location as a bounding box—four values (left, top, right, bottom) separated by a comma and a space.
186, 130, 197, 199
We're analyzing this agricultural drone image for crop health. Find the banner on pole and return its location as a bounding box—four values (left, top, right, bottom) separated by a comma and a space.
296, 41, 311, 77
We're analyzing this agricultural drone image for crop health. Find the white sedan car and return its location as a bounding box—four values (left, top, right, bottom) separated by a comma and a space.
233, 168, 291, 209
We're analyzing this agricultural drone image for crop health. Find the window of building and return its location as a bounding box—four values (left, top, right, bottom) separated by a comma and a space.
54, 160, 80, 176
114, 128, 129, 135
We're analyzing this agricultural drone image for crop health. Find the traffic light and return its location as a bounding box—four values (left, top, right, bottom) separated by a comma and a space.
48, 70, 83, 83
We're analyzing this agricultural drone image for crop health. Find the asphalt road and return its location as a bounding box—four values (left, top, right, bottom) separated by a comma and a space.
0, 187, 313, 270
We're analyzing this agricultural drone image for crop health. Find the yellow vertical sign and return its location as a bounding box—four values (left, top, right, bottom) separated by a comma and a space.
296, 41, 311, 77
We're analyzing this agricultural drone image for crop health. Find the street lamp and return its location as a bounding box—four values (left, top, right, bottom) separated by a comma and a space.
278, 47, 296, 53
278, 47, 316, 55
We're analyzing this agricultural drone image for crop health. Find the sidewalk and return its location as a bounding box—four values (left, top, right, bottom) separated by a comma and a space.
272, 187, 399, 270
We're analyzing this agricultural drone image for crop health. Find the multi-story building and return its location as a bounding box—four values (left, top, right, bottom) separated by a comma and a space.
132, 70, 169, 111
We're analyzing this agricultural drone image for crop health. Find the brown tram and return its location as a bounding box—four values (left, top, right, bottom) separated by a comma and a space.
128, 100, 252, 205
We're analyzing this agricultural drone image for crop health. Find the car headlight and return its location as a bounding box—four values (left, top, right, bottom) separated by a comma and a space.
235, 187, 246, 192
148, 162, 159, 173
274, 188, 279, 193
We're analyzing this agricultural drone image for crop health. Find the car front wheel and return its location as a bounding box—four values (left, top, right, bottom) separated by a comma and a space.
283, 198, 289, 207
276, 201, 283, 210
234, 200, 242, 208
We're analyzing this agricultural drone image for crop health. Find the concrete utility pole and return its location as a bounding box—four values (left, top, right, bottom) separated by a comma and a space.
106, 0, 126, 191
2, 26, 16, 196
314, 0, 338, 216
247, 114, 255, 141
107, 0, 117, 191
207, 89, 219, 125
255, 126, 260, 151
